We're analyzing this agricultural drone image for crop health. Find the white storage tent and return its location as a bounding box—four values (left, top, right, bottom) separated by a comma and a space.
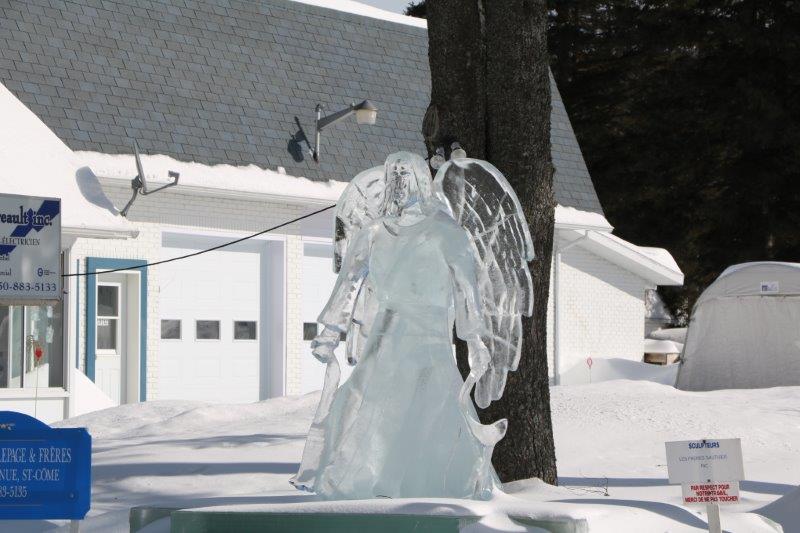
676, 262, 800, 391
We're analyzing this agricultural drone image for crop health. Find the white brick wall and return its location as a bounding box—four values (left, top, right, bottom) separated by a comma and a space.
550, 234, 652, 384
70, 180, 313, 400
284, 235, 304, 396
70, 178, 653, 398
71, 224, 161, 397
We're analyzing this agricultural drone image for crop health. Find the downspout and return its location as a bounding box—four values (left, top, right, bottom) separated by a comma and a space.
553, 229, 591, 385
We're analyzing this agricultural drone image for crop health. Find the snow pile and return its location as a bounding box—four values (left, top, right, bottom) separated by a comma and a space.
649, 327, 688, 344
2, 382, 789, 532
552, 381, 799, 533
644, 338, 683, 354
758, 485, 800, 531
560, 357, 679, 385
70, 369, 116, 418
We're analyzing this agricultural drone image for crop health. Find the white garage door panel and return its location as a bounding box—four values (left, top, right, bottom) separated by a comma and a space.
158, 245, 261, 403
301, 246, 353, 394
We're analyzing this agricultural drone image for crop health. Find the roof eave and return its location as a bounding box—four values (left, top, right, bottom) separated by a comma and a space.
561, 228, 684, 286
63, 225, 139, 240
118, 180, 338, 207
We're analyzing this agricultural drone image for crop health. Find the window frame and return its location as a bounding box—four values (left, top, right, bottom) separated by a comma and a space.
95, 282, 122, 355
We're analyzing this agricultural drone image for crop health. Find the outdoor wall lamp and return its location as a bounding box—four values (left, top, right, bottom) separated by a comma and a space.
312, 100, 378, 162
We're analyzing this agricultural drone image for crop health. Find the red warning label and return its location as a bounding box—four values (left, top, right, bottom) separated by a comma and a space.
682, 481, 740, 505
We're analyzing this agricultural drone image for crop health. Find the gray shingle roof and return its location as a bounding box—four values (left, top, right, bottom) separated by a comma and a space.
0, 0, 603, 213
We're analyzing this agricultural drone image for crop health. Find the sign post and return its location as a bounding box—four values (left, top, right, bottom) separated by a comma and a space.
586, 357, 593, 383
0, 411, 91, 523
665, 438, 744, 533
0, 194, 62, 304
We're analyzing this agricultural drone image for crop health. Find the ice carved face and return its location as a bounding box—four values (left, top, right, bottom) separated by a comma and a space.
384, 158, 419, 217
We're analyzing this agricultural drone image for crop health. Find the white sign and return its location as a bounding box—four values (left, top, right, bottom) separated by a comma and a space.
681, 481, 740, 506
0, 194, 61, 304
665, 438, 744, 484
760, 281, 779, 294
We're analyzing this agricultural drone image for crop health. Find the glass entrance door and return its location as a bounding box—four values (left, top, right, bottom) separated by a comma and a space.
95, 282, 124, 404
0, 304, 62, 389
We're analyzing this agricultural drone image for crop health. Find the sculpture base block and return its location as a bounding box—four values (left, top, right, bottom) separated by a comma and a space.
172, 511, 460, 532
130, 505, 587, 533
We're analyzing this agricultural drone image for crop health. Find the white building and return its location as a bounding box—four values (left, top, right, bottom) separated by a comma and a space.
0, 0, 682, 421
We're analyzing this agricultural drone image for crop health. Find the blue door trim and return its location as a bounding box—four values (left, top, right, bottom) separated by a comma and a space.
75, 259, 80, 369
85, 257, 148, 401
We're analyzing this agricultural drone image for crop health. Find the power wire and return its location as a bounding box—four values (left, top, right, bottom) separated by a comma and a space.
62, 204, 336, 278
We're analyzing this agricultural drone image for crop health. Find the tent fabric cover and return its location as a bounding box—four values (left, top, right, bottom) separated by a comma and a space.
676, 262, 800, 391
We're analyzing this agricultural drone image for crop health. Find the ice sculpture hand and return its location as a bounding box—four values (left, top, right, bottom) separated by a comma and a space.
311, 326, 340, 363
466, 335, 491, 376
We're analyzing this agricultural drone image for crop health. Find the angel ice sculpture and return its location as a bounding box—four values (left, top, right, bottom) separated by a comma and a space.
290, 151, 534, 500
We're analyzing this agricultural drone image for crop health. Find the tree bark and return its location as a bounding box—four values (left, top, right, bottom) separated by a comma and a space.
426, 0, 558, 485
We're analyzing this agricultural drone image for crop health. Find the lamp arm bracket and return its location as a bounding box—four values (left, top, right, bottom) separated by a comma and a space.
316, 104, 356, 131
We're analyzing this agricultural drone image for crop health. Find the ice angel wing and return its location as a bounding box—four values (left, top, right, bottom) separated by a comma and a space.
332, 165, 386, 273
330, 165, 386, 366
433, 158, 535, 409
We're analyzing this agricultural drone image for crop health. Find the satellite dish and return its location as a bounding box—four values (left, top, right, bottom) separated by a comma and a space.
120, 140, 180, 217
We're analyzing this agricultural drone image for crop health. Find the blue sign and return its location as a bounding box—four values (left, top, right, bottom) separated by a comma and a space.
0, 194, 62, 304
0, 411, 91, 520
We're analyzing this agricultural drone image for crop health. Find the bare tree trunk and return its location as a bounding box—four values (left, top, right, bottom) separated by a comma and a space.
426, 0, 558, 485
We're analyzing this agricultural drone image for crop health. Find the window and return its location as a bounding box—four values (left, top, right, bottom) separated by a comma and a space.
234, 321, 257, 340
303, 323, 345, 341
161, 320, 181, 340
196, 320, 220, 340
303, 322, 318, 341
96, 284, 120, 352
0, 303, 63, 389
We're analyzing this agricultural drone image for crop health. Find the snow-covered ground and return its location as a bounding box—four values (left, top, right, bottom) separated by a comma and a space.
3, 368, 797, 532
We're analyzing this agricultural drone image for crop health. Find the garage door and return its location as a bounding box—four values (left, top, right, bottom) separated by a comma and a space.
158, 241, 261, 403
301, 243, 352, 393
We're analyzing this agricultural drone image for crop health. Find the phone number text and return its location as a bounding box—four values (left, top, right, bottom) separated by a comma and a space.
0, 282, 58, 292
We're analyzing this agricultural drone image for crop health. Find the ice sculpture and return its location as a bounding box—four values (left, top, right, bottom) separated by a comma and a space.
290, 151, 534, 500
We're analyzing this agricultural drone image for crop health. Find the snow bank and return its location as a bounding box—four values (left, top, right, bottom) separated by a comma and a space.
649, 327, 688, 344
70, 368, 115, 417
29, 382, 797, 532
644, 338, 683, 354
560, 357, 679, 386
758, 485, 800, 533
